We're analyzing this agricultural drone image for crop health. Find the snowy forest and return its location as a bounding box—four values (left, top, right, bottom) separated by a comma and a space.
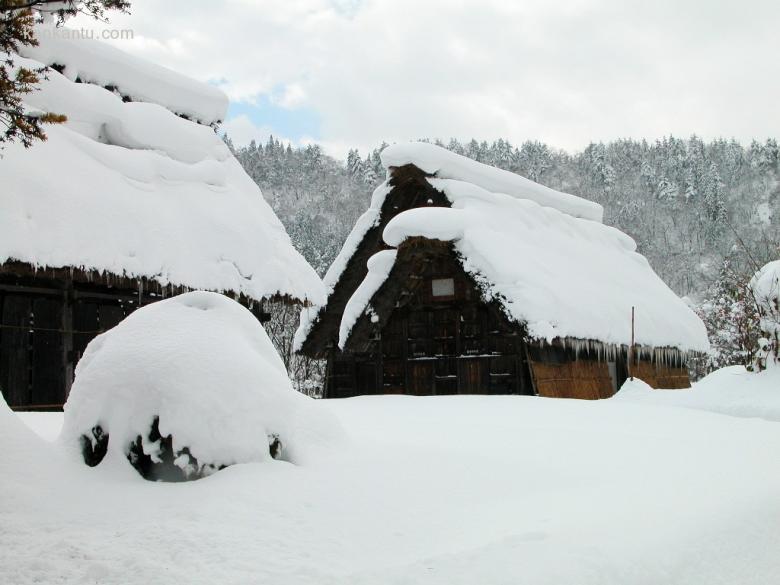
230, 135, 780, 377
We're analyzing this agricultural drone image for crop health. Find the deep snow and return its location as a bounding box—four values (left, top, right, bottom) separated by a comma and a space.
4, 381, 780, 585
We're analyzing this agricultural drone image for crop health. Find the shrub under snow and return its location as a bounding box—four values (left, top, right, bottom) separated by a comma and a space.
61, 291, 326, 481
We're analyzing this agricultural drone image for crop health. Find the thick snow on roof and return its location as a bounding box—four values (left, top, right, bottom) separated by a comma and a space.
381, 142, 604, 222
0, 53, 324, 305
371, 178, 708, 352
20, 25, 227, 125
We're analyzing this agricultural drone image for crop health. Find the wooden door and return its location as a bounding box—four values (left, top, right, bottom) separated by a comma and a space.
458, 357, 489, 394
407, 361, 434, 395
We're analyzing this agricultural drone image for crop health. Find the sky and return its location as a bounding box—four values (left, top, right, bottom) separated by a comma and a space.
73, 0, 780, 159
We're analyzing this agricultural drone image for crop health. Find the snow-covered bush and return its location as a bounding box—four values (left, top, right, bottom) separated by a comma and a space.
61, 291, 325, 481
693, 258, 761, 376
749, 260, 780, 370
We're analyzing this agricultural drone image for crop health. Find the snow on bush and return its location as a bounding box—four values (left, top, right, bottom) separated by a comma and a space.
749, 259, 780, 370
60, 291, 329, 481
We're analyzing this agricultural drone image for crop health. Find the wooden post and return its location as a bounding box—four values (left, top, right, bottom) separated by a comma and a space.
629, 306, 635, 381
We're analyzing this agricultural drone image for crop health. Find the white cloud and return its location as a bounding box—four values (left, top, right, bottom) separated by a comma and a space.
221, 115, 297, 148
73, 0, 780, 159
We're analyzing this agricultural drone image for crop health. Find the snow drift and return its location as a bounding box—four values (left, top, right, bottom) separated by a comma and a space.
615, 365, 780, 421
60, 292, 334, 480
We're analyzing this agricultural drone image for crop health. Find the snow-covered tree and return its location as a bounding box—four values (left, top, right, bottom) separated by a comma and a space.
749, 260, 780, 371
695, 257, 761, 372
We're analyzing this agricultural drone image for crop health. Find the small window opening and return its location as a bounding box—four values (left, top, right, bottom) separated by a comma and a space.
431, 278, 455, 299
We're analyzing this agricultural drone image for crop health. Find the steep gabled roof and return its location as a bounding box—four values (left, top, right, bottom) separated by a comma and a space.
0, 28, 324, 306
295, 164, 446, 354
296, 142, 709, 355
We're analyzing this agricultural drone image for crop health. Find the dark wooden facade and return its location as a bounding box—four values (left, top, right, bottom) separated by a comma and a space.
0, 261, 270, 411
299, 165, 693, 399
321, 239, 689, 399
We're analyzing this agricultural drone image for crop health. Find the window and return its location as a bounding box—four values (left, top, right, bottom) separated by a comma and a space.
431, 278, 455, 299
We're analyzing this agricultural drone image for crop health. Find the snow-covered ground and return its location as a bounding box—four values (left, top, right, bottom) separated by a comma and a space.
4, 374, 780, 585
616, 365, 780, 422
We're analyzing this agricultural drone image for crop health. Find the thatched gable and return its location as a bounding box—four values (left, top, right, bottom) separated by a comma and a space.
297, 164, 447, 356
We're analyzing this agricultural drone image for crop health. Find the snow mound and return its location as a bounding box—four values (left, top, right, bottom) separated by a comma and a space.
378, 178, 708, 351
60, 292, 331, 479
0, 52, 324, 305
614, 365, 780, 421
381, 142, 604, 222
20, 25, 227, 125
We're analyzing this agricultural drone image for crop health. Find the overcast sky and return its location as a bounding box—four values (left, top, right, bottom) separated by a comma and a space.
74, 0, 780, 158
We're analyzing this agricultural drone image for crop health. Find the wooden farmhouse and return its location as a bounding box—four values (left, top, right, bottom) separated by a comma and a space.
0, 34, 324, 410
295, 142, 709, 399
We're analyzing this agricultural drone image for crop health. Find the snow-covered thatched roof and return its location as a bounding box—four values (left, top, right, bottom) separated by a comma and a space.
0, 28, 325, 306
296, 142, 709, 353
21, 25, 228, 126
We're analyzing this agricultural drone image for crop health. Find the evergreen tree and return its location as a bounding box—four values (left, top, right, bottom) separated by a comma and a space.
0, 0, 129, 148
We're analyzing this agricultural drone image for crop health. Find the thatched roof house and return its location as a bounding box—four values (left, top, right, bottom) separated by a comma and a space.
0, 27, 324, 410
296, 142, 709, 398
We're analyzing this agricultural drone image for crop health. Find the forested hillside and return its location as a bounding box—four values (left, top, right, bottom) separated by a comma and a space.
231, 135, 779, 374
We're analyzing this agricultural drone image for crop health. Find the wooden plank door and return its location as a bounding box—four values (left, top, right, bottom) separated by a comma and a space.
458, 357, 489, 394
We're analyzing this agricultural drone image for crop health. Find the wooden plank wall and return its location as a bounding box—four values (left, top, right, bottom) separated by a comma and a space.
0, 294, 33, 407
0, 291, 138, 410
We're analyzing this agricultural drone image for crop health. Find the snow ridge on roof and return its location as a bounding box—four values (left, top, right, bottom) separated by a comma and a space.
0, 52, 324, 305
380, 142, 604, 222
20, 25, 228, 125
